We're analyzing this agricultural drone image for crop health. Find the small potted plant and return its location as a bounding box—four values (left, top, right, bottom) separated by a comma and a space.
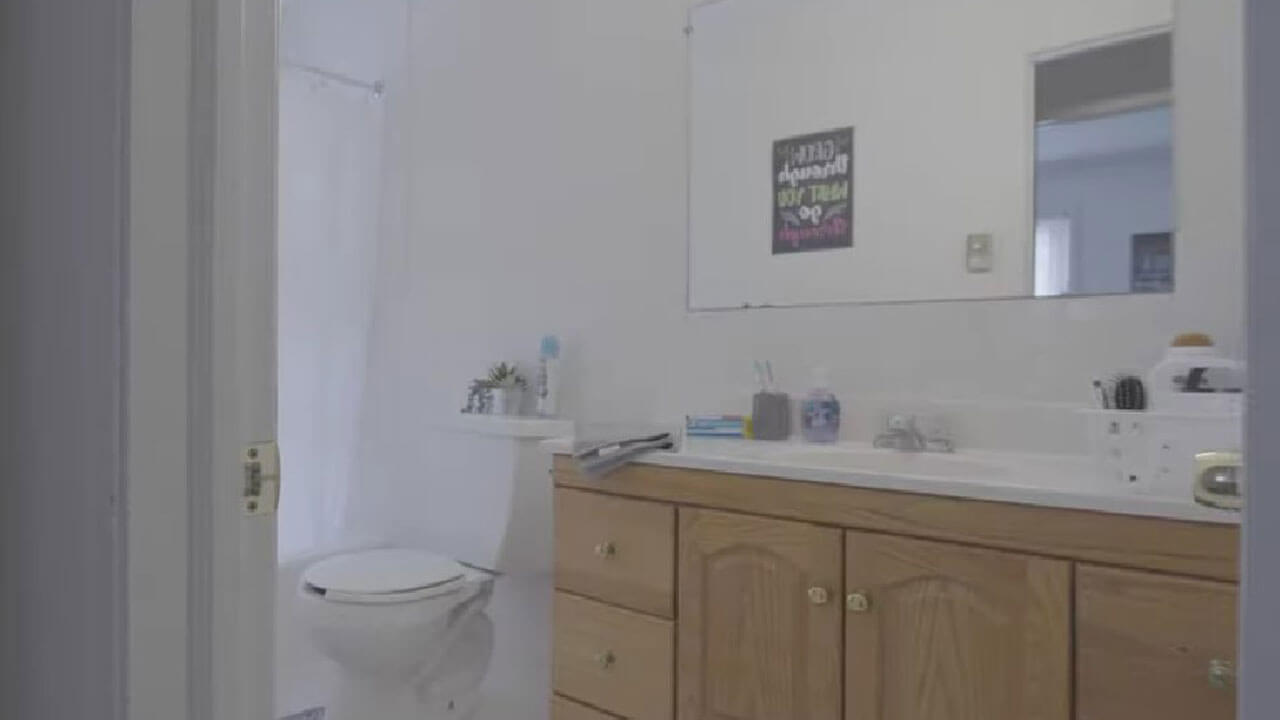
483, 362, 526, 415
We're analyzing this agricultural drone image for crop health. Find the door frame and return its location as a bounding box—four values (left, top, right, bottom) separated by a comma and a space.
128, 0, 279, 717
1241, 0, 1280, 716
127, 0, 197, 717
199, 0, 280, 718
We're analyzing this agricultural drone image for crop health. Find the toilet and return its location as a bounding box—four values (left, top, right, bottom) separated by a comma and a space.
294, 416, 572, 720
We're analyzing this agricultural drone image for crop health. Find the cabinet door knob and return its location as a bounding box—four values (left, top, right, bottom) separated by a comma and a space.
846, 591, 871, 613
595, 650, 616, 670
807, 586, 830, 605
593, 541, 617, 558
1208, 659, 1236, 689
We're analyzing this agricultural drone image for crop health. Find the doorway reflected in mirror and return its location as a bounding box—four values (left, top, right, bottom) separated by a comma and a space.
1034, 31, 1174, 297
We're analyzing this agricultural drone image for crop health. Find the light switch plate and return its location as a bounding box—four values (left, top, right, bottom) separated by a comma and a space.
966, 233, 994, 273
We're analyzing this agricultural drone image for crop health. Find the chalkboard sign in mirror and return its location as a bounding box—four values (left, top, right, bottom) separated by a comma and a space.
686, 0, 1237, 311
773, 128, 854, 255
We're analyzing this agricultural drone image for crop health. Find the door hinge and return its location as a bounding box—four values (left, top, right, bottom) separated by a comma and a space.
243, 441, 280, 516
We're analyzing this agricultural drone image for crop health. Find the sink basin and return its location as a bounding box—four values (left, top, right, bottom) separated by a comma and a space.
772, 447, 1007, 478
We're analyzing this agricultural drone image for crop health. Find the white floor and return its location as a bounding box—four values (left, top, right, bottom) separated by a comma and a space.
276, 557, 551, 720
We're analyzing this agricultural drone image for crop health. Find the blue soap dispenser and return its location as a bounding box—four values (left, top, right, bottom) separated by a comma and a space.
801, 367, 841, 443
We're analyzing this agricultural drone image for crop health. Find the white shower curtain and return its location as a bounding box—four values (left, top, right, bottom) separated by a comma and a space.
278, 68, 385, 562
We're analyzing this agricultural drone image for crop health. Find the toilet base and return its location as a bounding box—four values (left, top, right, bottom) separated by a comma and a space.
320, 610, 493, 720
322, 677, 481, 720
325, 679, 422, 720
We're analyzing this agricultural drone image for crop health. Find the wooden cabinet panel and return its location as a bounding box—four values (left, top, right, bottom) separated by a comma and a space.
553, 694, 622, 720
845, 532, 1070, 720
1076, 565, 1237, 720
556, 488, 676, 617
553, 592, 674, 720
678, 509, 843, 720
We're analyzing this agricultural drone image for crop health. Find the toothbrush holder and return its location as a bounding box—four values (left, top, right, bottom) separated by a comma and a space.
752, 391, 792, 441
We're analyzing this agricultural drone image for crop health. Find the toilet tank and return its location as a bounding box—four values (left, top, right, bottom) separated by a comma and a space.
343, 416, 573, 577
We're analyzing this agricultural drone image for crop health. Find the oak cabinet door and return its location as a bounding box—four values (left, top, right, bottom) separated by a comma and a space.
1076, 565, 1237, 720
845, 532, 1070, 720
678, 509, 843, 720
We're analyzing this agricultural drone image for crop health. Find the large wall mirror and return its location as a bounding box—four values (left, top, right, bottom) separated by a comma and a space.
688, 0, 1182, 309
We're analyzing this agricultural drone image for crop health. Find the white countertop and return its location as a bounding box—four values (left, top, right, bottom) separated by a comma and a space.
542, 436, 1239, 525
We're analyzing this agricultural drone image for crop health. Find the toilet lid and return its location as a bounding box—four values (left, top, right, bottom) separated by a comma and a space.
303, 548, 467, 603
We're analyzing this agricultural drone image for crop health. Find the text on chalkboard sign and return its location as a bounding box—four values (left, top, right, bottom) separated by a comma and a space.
773, 127, 854, 254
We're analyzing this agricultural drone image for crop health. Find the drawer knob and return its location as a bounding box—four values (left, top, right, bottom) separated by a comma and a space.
847, 591, 871, 613
807, 586, 830, 605
1208, 659, 1235, 689
595, 650, 616, 670
593, 542, 617, 558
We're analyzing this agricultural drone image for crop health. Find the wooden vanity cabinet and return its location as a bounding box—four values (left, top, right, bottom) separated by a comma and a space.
677, 509, 843, 720
845, 532, 1071, 720
550, 458, 1239, 720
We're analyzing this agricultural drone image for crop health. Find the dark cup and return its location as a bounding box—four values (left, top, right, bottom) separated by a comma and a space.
752, 392, 792, 441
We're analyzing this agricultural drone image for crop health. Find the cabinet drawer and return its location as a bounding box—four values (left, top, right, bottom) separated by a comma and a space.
1077, 565, 1237, 720
553, 592, 674, 720
555, 488, 675, 617
553, 695, 621, 719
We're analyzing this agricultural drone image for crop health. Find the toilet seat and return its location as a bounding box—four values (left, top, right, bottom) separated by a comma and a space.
303, 548, 469, 604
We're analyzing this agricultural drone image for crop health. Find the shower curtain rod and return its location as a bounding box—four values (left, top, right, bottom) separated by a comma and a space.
281, 59, 385, 96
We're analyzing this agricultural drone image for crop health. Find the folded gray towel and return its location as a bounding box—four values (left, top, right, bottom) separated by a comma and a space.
572, 431, 676, 478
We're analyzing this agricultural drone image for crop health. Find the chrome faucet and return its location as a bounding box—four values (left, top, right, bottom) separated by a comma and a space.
873, 414, 954, 453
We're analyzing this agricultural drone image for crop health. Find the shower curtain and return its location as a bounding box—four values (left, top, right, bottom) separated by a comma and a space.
278, 68, 385, 562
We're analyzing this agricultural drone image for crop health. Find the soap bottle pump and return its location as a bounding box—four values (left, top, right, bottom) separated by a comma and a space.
800, 368, 841, 443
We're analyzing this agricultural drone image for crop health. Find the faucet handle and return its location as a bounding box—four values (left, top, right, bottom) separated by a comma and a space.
883, 413, 954, 452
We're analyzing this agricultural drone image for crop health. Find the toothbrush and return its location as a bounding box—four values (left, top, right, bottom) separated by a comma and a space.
754, 361, 768, 393
765, 361, 776, 393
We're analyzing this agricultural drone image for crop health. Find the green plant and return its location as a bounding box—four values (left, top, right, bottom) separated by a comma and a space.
484, 361, 526, 389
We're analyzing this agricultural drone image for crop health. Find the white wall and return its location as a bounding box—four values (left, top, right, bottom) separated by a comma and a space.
1037, 147, 1174, 294
281, 0, 406, 84
351, 0, 1243, 498
0, 1, 129, 717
